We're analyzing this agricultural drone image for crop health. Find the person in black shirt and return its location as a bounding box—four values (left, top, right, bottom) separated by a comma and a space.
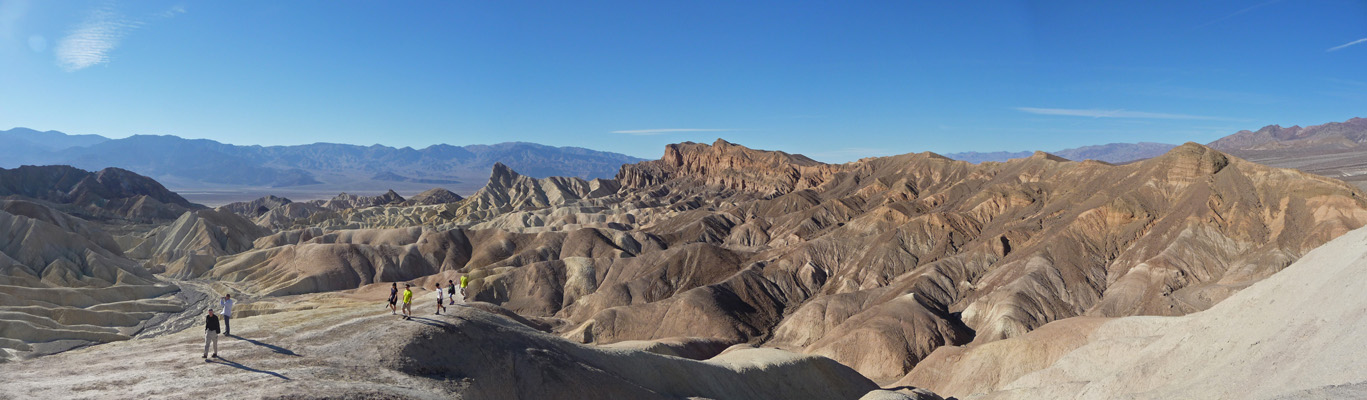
203, 308, 220, 359
447, 280, 456, 305
387, 283, 398, 315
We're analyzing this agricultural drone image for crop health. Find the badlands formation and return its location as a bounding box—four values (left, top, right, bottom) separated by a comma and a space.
4, 139, 1367, 398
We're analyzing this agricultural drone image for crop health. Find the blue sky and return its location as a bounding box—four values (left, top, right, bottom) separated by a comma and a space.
1, 1, 1364, 162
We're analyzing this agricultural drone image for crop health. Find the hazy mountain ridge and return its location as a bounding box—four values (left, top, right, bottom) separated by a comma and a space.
1205, 117, 1367, 188
0, 128, 647, 189
945, 142, 1177, 164
1208, 117, 1367, 154
0, 127, 110, 152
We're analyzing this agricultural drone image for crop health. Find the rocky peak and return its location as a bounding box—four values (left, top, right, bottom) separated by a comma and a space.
488, 162, 521, 188
623, 139, 837, 196
1146, 142, 1231, 179
408, 188, 464, 205
83, 167, 195, 207
217, 195, 294, 218
0, 165, 199, 222
318, 190, 407, 210
1028, 151, 1070, 162
379, 189, 404, 203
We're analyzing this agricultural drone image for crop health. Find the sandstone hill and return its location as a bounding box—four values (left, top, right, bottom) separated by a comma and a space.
227, 163, 623, 231
483, 140, 1366, 380
219, 188, 465, 231
124, 210, 273, 278
898, 222, 1367, 399
6, 137, 1367, 398
195, 139, 1367, 382
311, 189, 407, 210
445, 162, 620, 224
0, 165, 201, 222
405, 187, 464, 206
0, 200, 182, 362
217, 195, 293, 218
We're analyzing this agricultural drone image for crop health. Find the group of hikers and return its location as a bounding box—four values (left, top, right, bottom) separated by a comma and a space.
388, 275, 469, 320
200, 276, 469, 359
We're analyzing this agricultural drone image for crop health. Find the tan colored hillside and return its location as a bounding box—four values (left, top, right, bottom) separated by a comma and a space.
4, 138, 1367, 397
179, 139, 1367, 382
901, 222, 1367, 399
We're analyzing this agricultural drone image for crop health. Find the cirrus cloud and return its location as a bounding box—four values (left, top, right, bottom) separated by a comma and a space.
55, 5, 141, 71
55, 4, 185, 72
1015, 107, 1230, 121
1327, 38, 1367, 52
612, 128, 734, 136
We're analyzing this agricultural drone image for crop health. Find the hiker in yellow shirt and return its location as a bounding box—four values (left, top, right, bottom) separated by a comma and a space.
401, 284, 414, 320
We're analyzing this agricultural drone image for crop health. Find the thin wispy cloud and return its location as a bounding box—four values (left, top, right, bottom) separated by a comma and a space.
55, 4, 185, 72
56, 6, 139, 71
1015, 107, 1228, 121
1195, 0, 1281, 30
158, 5, 187, 19
1327, 38, 1367, 52
612, 128, 734, 136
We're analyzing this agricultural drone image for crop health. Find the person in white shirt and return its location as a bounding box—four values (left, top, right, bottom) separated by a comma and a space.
434, 285, 448, 315
220, 294, 236, 336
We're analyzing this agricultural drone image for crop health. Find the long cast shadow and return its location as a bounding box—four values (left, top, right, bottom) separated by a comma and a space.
406, 316, 451, 328
227, 334, 301, 357
209, 357, 290, 380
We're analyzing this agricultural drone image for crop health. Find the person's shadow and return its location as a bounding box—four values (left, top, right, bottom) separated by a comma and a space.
208, 357, 290, 380
406, 316, 450, 328
227, 334, 301, 357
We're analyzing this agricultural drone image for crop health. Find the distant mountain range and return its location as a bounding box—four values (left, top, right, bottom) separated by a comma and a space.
1208, 117, 1367, 155
0, 128, 646, 190
11, 118, 1366, 200
943, 117, 1367, 167
1206, 117, 1367, 187
945, 142, 1179, 164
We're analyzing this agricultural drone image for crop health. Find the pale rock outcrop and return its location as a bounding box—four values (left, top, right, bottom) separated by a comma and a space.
215, 195, 292, 218
125, 209, 271, 278
932, 223, 1367, 399
315, 189, 406, 210
404, 187, 464, 205
210, 227, 473, 296
446, 162, 618, 224
252, 201, 332, 229
0, 201, 179, 362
